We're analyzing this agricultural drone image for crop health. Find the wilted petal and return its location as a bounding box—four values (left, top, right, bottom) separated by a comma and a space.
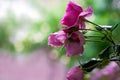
79, 6, 93, 18
60, 1, 83, 27
66, 66, 84, 80
65, 42, 84, 56
48, 31, 67, 47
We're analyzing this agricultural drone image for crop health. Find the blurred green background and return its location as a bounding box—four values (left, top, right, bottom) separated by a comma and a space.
0, 0, 120, 67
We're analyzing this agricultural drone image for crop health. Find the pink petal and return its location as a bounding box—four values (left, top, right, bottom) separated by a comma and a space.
78, 31, 85, 45
79, 6, 93, 18
48, 31, 67, 48
60, 1, 83, 27
90, 62, 120, 80
101, 61, 119, 77
79, 20, 86, 29
66, 66, 84, 80
70, 31, 85, 45
65, 42, 84, 56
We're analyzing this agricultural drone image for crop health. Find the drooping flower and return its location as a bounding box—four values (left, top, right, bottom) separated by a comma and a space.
60, 1, 93, 29
48, 30, 67, 48
65, 42, 84, 56
48, 29, 85, 56
65, 31, 85, 56
66, 66, 84, 80
48, 25, 85, 56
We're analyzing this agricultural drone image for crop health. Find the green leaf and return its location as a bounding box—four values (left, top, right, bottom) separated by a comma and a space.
112, 23, 120, 43
95, 26, 104, 31
116, 45, 120, 53
82, 58, 102, 72
111, 23, 120, 31
114, 44, 120, 56
99, 46, 112, 59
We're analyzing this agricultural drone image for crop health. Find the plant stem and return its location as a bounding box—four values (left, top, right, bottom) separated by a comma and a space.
82, 18, 108, 34
86, 39, 104, 42
79, 28, 105, 35
79, 28, 98, 32
82, 18, 116, 45
84, 35, 103, 38
77, 57, 82, 66
83, 18, 103, 29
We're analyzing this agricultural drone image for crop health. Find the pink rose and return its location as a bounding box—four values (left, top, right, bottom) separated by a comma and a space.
60, 1, 93, 29
66, 66, 84, 80
90, 61, 120, 80
65, 31, 85, 56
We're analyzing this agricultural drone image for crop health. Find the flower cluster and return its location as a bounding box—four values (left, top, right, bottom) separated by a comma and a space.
48, 1, 120, 80
48, 1, 93, 80
48, 1, 93, 56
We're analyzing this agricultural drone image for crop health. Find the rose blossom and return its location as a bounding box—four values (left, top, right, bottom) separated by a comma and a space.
90, 61, 120, 80
66, 66, 84, 80
48, 29, 85, 56
60, 1, 93, 29
65, 31, 85, 56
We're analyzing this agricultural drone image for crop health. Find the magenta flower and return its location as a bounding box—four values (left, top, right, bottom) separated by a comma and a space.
60, 1, 93, 29
65, 42, 84, 56
90, 61, 120, 80
65, 31, 85, 56
48, 30, 85, 56
101, 61, 119, 79
66, 66, 84, 80
48, 30, 67, 48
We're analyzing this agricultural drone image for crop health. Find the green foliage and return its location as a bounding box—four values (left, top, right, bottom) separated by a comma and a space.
82, 58, 102, 72
99, 46, 112, 59
112, 23, 120, 43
